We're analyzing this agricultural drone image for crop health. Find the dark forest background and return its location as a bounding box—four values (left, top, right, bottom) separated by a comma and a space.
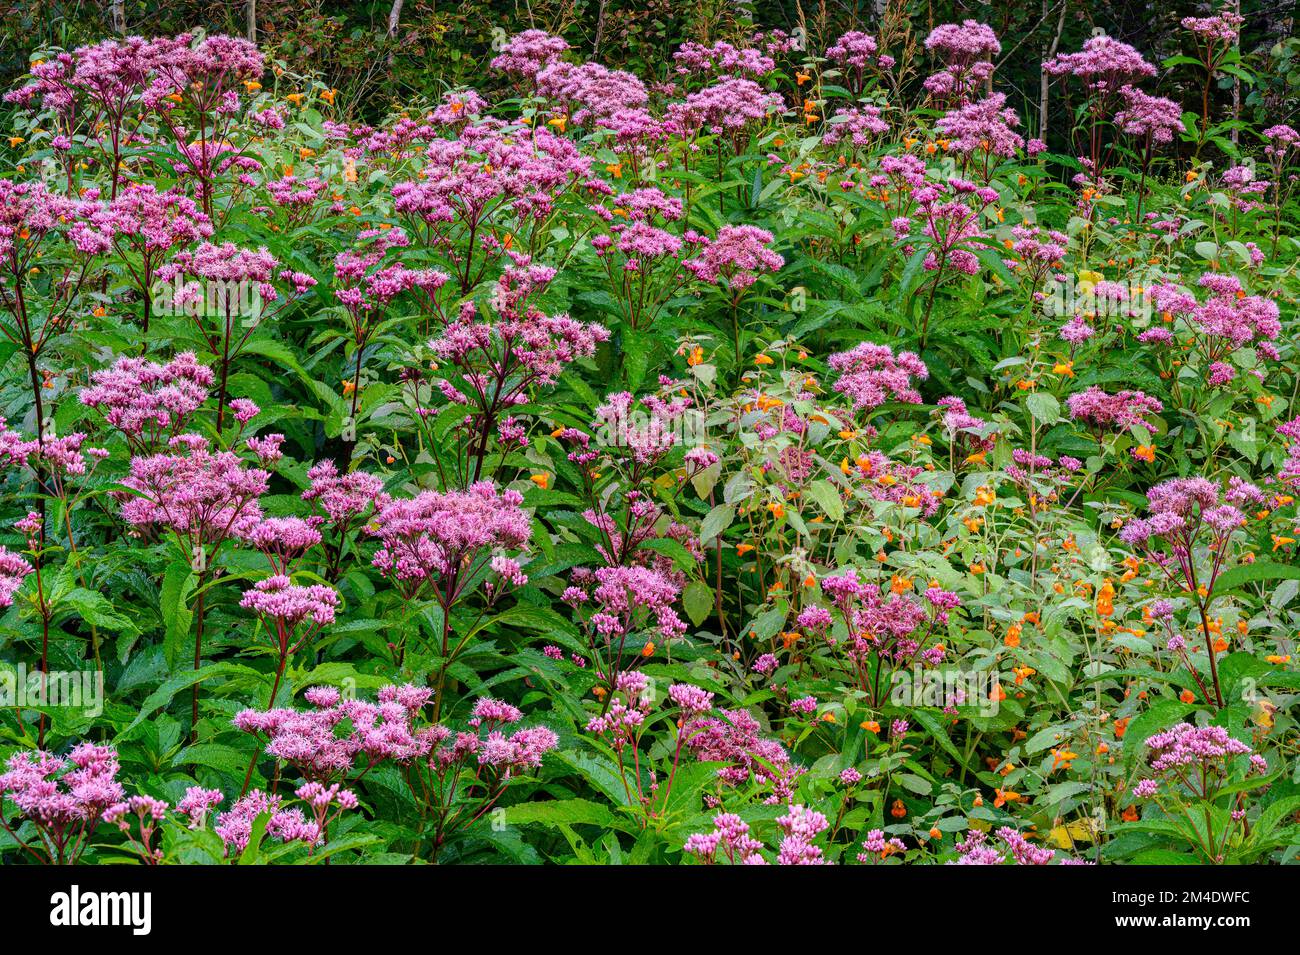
1, 1, 1296, 152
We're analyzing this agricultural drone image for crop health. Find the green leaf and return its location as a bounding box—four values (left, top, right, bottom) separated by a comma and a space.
59, 587, 138, 634
1025, 392, 1060, 425
908, 709, 973, 772
236, 813, 271, 865
505, 798, 616, 828
699, 503, 735, 544
683, 580, 714, 627
115, 662, 260, 740
1214, 562, 1300, 597
805, 480, 845, 521
1131, 848, 1199, 864
553, 749, 632, 807
172, 743, 250, 777
159, 560, 196, 669
747, 605, 787, 642
639, 537, 697, 572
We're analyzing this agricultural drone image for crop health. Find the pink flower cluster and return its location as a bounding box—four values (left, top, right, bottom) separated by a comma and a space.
811, 567, 958, 682
673, 41, 776, 80
828, 341, 928, 413
0, 546, 33, 606
236, 684, 558, 789
824, 31, 893, 92
80, 351, 213, 452
684, 804, 828, 865
367, 481, 531, 600
301, 460, 385, 530
157, 241, 315, 310
566, 563, 686, 646
1278, 416, 1300, 489
490, 30, 569, 82
120, 435, 268, 545
667, 78, 782, 139
537, 61, 648, 126
683, 707, 802, 803
98, 184, 212, 302
1144, 723, 1256, 773
213, 788, 346, 855
1182, 12, 1244, 43
430, 259, 609, 396
391, 126, 591, 288
684, 812, 765, 864
925, 20, 1001, 62
240, 575, 339, 628
923, 21, 1000, 102
912, 177, 999, 272
1066, 386, 1163, 433
951, 826, 1081, 865
0, 178, 111, 259
0, 744, 123, 864
935, 93, 1025, 160
333, 227, 449, 317
1044, 35, 1156, 94
1115, 86, 1183, 145
1147, 274, 1282, 375
1119, 476, 1259, 551
822, 105, 890, 149
683, 225, 783, 290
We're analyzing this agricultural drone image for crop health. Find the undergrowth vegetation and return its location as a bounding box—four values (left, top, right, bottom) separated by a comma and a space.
1, 10, 1299, 865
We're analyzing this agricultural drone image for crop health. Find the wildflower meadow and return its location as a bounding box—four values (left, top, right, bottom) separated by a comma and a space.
0, 1, 1299, 884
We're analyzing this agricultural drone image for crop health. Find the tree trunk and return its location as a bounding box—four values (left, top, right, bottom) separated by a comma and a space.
387, 0, 405, 38
1039, 0, 1067, 143
594, 0, 609, 57
1230, 0, 1241, 147
246, 0, 257, 43
109, 0, 125, 34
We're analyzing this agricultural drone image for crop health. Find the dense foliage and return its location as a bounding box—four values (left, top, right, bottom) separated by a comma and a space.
1, 8, 1299, 866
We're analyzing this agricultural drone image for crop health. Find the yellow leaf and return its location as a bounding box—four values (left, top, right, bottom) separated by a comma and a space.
1048, 816, 1101, 849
